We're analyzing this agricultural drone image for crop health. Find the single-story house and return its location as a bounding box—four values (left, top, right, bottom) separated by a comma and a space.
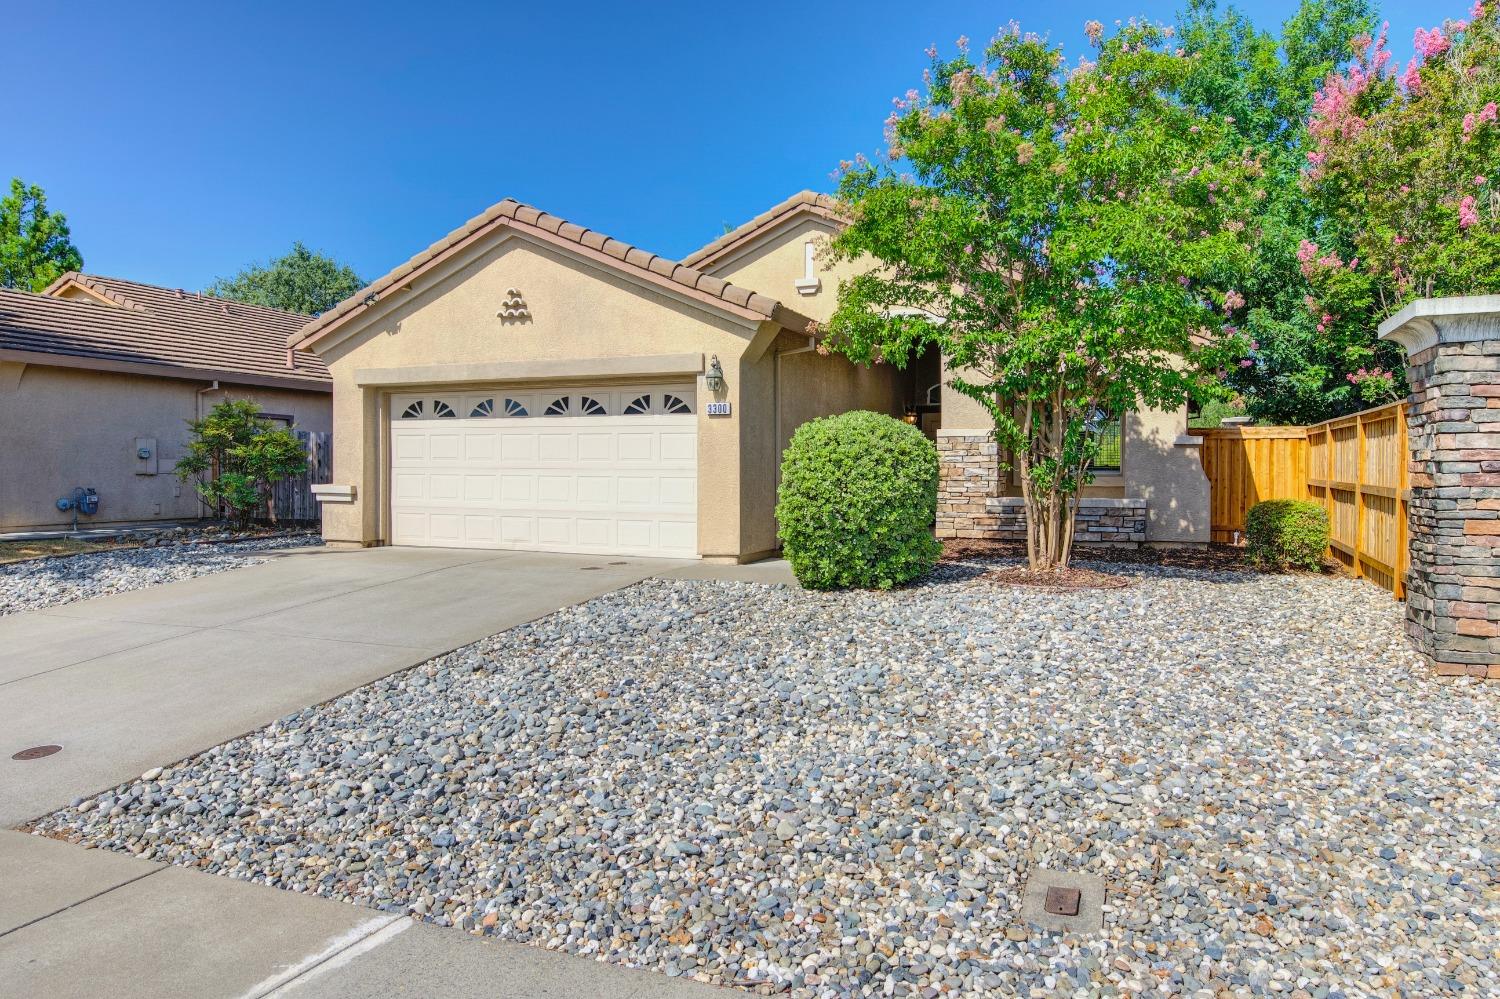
293, 192, 1210, 562
0, 274, 332, 531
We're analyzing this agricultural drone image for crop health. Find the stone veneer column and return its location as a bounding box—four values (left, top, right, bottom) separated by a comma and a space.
1380, 297, 1500, 679
935, 431, 1001, 539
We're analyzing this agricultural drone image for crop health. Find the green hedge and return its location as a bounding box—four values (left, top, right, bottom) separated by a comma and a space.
1245, 499, 1329, 571
776, 411, 941, 589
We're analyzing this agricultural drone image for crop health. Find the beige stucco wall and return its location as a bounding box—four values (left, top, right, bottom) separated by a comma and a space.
1126, 403, 1211, 545
312, 231, 781, 560
702, 218, 907, 555
703, 216, 858, 326
0, 361, 330, 531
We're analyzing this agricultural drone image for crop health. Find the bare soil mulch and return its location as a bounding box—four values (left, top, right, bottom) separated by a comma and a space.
940, 538, 1249, 571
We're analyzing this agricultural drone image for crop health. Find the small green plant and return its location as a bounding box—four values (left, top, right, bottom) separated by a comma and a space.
776, 411, 940, 590
1245, 499, 1329, 571
176, 399, 308, 529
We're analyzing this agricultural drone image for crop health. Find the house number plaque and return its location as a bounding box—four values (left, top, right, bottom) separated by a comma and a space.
706, 402, 732, 416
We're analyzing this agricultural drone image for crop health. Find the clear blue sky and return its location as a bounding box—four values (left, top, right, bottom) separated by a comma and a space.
8, 0, 1441, 292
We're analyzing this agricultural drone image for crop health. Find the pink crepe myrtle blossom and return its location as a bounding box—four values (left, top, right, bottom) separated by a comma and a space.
1478, 176, 1489, 186
1473, 1, 1485, 17
1223, 289, 1246, 312
1239, 358, 1254, 367
1459, 195, 1480, 230
1400, 59, 1422, 94
1084, 19, 1104, 43
1413, 26, 1450, 59
925, 44, 937, 58
1463, 103, 1499, 140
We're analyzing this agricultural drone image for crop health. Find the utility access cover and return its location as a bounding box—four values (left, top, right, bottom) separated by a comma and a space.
1020, 869, 1105, 933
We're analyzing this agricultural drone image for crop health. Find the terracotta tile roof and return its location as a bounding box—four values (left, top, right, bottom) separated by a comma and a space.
681, 191, 847, 271
292, 198, 816, 351
0, 275, 329, 389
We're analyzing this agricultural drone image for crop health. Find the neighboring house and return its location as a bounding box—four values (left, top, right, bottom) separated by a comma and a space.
0, 274, 332, 531
294, 192, 1210, 561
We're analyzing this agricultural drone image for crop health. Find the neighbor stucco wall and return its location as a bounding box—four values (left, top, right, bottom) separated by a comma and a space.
313, 231, 774, 559
0, 362, 330, 531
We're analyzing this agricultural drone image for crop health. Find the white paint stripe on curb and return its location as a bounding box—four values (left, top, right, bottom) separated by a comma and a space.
236, 913, 409, 999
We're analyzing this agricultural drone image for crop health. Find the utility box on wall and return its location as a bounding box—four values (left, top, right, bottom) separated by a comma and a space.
134, 436, 159, 475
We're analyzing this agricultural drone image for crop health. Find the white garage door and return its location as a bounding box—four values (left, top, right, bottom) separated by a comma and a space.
389, 385, 697, 557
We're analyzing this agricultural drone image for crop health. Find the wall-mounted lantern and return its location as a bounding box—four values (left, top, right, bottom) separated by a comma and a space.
705, 355, 725, 393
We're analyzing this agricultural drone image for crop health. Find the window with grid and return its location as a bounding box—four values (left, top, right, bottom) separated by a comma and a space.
1092, 419, 1122, 471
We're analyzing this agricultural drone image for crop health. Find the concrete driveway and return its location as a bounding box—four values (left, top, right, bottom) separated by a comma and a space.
0, 545, 686, 827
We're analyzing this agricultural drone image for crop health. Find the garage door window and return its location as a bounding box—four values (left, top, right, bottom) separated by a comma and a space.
400, 400, 425, 419
543, 395, 607, 417
624, 392, 693, 415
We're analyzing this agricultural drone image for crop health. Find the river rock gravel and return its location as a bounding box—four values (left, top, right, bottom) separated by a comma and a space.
0, 535, 317, 616
31, 561, 1500, 997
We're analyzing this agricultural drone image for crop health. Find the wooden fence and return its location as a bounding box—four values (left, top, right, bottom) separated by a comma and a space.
1306, 401, 1410, 598
1190, 425, 1309, 544
269, 431, 332, 524
1190, 401, 1411, 598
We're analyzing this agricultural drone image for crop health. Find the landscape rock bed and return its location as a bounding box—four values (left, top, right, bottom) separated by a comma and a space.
0, 534, 317, 616
33, 561, 1499, 997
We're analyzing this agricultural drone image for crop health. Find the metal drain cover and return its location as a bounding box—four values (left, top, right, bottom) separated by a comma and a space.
12, 744, 62, 761
1044, 885, 1082, 916
1020, 869, 1105, 933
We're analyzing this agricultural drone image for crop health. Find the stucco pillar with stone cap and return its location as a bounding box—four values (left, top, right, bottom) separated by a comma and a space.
1379, 296, 1500, 679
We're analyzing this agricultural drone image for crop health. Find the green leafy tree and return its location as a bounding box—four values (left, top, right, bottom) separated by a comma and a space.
176, 400, 308, 528
1301, 0, 1500, 374
825, 22, 1257, 570
1176, 0, 1393, 423
207, 241, 364, 315
0, 178, 84, 292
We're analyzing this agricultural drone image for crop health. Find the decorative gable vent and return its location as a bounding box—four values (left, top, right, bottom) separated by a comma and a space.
498, 288, 531, 323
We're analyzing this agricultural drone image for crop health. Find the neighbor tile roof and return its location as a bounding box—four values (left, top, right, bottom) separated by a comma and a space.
680, 191, 847, 271
0, 274, 329, 388
292, 198, 816, 351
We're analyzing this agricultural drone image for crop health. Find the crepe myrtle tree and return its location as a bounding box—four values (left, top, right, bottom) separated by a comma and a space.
1297, 1, 1500, 405
823, 21, 1259, 570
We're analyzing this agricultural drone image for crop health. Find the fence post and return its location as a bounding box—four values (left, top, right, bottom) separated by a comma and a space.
1381, 296, 1500, 680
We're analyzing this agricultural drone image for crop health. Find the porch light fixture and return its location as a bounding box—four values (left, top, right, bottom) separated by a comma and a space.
705, 355, 725, 393
902, 406, 919, 425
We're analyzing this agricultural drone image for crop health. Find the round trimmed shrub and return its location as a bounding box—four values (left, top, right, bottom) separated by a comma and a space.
1245, 499, 1329, 571
776, 410, 941, 590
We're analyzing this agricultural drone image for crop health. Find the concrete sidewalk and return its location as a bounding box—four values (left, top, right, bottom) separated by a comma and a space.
0, 545, 686, 826
0, 831, 727, 998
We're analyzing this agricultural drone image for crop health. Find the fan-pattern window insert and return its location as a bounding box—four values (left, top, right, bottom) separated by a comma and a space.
400, 400, 425, 419
544, 396, 570, 416
624, 394, 652, 415
579, 396, 606, 416
504, 398, 527, 417
663, 394, 691, 414
470, 398, 495, 418
433, 400, 457, 419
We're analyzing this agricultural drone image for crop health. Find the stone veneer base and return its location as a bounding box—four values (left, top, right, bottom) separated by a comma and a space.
936, 431, 1148, 547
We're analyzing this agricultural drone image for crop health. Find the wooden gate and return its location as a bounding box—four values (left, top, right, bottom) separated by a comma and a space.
270, 431, 332, 524
1189, 426, 1309, 544
1305, 402, 1410, 598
